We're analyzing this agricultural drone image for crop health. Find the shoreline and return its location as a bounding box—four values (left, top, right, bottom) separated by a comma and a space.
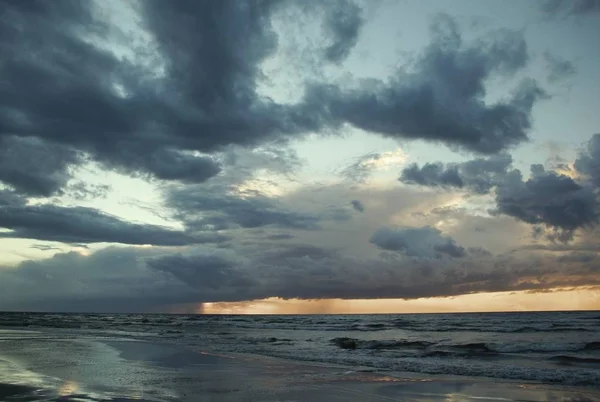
1, 328, 599, 401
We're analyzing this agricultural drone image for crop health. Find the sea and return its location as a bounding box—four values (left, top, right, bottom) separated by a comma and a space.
1, 311, 599, 388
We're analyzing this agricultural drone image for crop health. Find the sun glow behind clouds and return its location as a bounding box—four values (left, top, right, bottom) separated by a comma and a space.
200, 287, 600, 314
359, 149, 408, 170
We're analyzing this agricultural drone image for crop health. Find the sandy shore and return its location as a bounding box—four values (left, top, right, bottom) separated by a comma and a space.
0, 328, 599, 401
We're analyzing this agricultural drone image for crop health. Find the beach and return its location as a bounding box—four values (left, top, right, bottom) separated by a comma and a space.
1, 324, 599, 402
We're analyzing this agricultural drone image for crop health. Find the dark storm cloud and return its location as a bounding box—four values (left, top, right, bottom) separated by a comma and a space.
147, 253, 254, 290
322, 0, 364, 63
0, 247, 192, 312
400, 154, 512, 194
350, 200, 365, 212
166, 185, 321, 231
494, 166, 598, 240
400, 163, 464, 189
309, 15, 544, 154
111, 149, 222, 183
135, 0, 322, 148
0, 202, 223, 246
541, 0, 600, 17
259, 244, 338, 262
0, 190, 25, 207
0, 0, 314, 191
543, 52, 577, 83
369, 226, 466, 258
2, 242, 595, 312
1, 3, 545, 198
0, 136, 82, 197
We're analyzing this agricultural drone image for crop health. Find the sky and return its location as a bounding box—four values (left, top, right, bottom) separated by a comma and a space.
0, 0, 599, 313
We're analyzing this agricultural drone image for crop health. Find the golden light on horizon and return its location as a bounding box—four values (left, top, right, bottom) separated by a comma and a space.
58, 380, 79, 396
75, 248, 91, 257
199, 286, 600, 315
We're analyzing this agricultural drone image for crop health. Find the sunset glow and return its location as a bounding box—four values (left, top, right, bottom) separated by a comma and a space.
200, 287, 600, 315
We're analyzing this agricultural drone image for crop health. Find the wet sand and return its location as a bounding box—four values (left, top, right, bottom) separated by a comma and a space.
1, 328, 599, 401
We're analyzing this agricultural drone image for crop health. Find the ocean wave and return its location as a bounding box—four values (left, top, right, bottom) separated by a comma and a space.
549, 355, 600, 365
223, 340, 600, 387
3, 312, 598, 336
331, 338, 431, 350
487, 342, 589, 354
422, 350, 500, 359
446, 342, 495, 353
401, 326, 594, 333
329, 337, 599, 357
582, 341, 600, 351
3, 311, 600, 388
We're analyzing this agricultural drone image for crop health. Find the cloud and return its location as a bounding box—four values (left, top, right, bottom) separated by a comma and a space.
166, 184, 321, 231
543, 52, 576, 83
1, 241, 596, 312
0, 136, 82, 197
400, 163, 464, 190
340, 149, 407, 182
350, 200, 365, 212
0, 4, 547, 198
259, 244, 338, 262
309, 14, 545, 154
30, 244, 64, 252
574, 133, 600, 187
64, 182, 111, 201
494, 165, 598, 241
0, 247, 191, 312
322, 0, 364, 63
112, 149, 222, 183
147, 253, 254, 290
556, 252, 598, 264
263, 233, 295, 241
540, 0, 600, 17
0, 0, 318, 192
401, 134, 600, 241
0, 196, 223, 245
369, 226, 467, 258
0, 190, 26, 207
221, 145, 303, 178
2, 1, 598, 313
467, 247, 493, 257
400, 154, 512, 194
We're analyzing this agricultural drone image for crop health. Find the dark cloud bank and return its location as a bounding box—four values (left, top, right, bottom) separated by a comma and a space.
2, 240, 597, 312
